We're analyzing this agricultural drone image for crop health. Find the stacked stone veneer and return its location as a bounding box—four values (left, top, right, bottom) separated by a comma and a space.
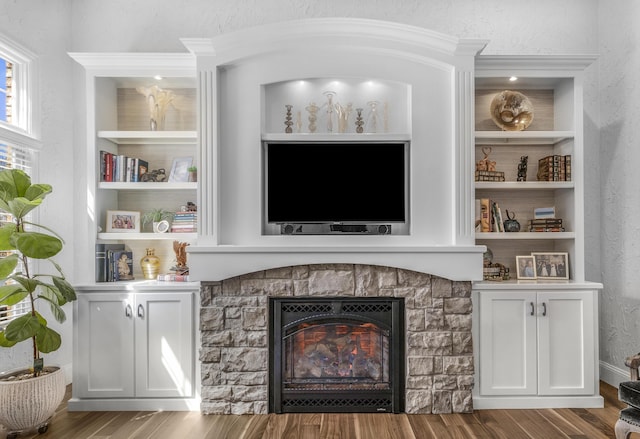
199, 264, 474, 415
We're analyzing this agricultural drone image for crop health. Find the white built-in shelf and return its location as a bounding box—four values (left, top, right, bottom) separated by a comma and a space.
474, 130, 574, 145
97, 232, 197, 241
98, 131, 197, 145
475, 181, 574, 190
99, 182, 197, 190
475, 232, 575, 240
262, 133, 412, 142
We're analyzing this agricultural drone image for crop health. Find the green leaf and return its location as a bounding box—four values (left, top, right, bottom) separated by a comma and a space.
0, 253, 18, 278
35, 326, 61, 353
52, 276, 76, 302
0, 284, 28, 306
0, 331, 17, 347
38, 292, 66, 324
6, 197, 44, 221
14, 232, 62, 259
0, 224, 17, 251
24, 183, 52, 202
10, 275, 39, 293
4, 313, 40, 343
0, 169, 31, 197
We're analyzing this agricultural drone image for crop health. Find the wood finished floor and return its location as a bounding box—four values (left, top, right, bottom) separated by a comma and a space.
0, 382, 627, 439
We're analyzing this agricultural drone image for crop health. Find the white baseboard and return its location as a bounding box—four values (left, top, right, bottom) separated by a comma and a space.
600, 360, 628, 388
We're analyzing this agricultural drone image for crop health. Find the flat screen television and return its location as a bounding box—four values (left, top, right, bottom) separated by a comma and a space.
264, 141, 409, 225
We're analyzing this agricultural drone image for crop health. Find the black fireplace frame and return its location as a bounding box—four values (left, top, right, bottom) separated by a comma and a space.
269, 297, 405, 413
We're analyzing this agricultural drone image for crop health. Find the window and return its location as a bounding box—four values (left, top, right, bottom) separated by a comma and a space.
0, 34, 38, 329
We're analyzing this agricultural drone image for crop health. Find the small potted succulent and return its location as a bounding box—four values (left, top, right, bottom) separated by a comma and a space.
0, 169, 76, 436
187, 166, 197, 183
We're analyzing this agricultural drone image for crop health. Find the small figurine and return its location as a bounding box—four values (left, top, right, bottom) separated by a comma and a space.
476, 146, 496, 172
172, 241, 190, 274
517, 155, 528, 181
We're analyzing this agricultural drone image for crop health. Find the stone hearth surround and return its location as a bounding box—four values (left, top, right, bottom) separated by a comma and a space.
199, 264, 473, 415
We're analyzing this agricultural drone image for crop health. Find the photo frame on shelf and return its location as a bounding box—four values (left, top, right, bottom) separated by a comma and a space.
531, 252, 569, 280
516, 255, 536, 280
168, 156, 193, 183
106, 210, 140, 233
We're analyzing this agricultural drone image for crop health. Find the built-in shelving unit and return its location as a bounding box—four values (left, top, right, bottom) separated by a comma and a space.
471, 55, 603, 410
69, 52, 199, 281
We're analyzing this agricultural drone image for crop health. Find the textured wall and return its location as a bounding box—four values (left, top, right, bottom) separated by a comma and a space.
598, 0, 640, 376
0, 0, 75, 377
4, 0, 627, 384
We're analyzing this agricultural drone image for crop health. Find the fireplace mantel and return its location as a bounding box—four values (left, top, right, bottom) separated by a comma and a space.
188, 245, 485, 282
183, 19, 488, 284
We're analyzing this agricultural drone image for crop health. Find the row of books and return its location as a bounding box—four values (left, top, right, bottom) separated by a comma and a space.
171, 210, 197, 233
100, 151, 149, 182
475, 170, 505, 182
95, 244, 134, 282
537, 155, 572, 181
477, 198, 505, 232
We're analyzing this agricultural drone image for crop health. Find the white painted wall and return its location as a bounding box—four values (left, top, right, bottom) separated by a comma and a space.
598, 0, 640, 385
4, 0, 635, 391
0, 1, 75, 380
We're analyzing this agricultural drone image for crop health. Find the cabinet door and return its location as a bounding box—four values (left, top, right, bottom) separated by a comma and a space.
478, 291, 537, 395
75, 293, 135, 398
537, 291, 595, 395
134, 292, 194, 398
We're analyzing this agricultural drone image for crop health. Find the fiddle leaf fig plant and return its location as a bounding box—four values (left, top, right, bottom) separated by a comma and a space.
0, 169, 76, 376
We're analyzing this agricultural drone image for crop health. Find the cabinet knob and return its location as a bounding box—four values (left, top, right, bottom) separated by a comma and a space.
137, 304, 144, 318
542, 302, 547, 317
125, 304, 132, 318
530, 302, 535, 316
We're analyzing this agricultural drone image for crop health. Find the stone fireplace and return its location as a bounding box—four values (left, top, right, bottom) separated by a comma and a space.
199, 264, 473, 415
185, 19, 486, 416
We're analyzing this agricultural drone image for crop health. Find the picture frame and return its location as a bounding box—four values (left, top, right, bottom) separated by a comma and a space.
531, 252, 569, 280
106, 210, 140, 233
168, 156, 193, 183
516, 255, 537, 280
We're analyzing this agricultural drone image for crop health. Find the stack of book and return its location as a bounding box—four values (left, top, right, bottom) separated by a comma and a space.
529, 218, 565, 232
100, 151, 149, 182
537, 155, 571, 181
170, 210, 197, 233
475, 170, 505, 182
95, 244, 135, 282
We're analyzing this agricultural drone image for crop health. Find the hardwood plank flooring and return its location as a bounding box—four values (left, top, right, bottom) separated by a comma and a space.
0, 382, 627, 439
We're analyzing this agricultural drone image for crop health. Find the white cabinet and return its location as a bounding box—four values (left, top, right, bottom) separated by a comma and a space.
474, 288, 601, 408
70, 288, 197, 411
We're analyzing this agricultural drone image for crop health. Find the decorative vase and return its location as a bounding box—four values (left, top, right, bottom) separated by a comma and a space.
0, 366, 66, 436
140, 248, 161, 280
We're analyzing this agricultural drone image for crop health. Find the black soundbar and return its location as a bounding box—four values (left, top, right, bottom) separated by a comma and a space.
280, 224, 392, 235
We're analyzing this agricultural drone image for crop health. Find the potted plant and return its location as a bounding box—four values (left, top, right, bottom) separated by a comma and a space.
142, 208, 174, 233
0, 169, 76, 437
187, 166, 197, 182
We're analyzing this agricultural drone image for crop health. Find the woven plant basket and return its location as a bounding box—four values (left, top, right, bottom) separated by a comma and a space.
0, 366, 65, 434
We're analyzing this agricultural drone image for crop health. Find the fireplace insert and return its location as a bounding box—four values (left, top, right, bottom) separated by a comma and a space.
269, 297, 405, 413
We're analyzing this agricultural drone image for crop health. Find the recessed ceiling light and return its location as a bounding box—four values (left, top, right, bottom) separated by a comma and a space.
509, 76, 518, 82
154, 75, 163, 81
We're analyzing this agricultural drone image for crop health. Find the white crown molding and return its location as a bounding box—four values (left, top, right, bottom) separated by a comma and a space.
68, 52, 195, 76
476, 54, 599, 73
194, 18, 488, 66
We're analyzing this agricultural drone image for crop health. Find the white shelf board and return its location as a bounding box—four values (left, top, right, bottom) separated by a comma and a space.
98, 232, 197, 241
475, 181, 574, 190
475, 232, 575, 240
98, 130, 197, 145
98, 182, 196, 190
475, 130, 574, 145
262, 133, 412, 142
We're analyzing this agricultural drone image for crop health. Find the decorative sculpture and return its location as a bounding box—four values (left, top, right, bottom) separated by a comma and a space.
517, 155, 528, 181
490, 90, 534, 131
172, 241, 190, 274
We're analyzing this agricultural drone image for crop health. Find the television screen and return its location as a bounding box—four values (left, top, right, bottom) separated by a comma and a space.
265, 141, 408, 224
